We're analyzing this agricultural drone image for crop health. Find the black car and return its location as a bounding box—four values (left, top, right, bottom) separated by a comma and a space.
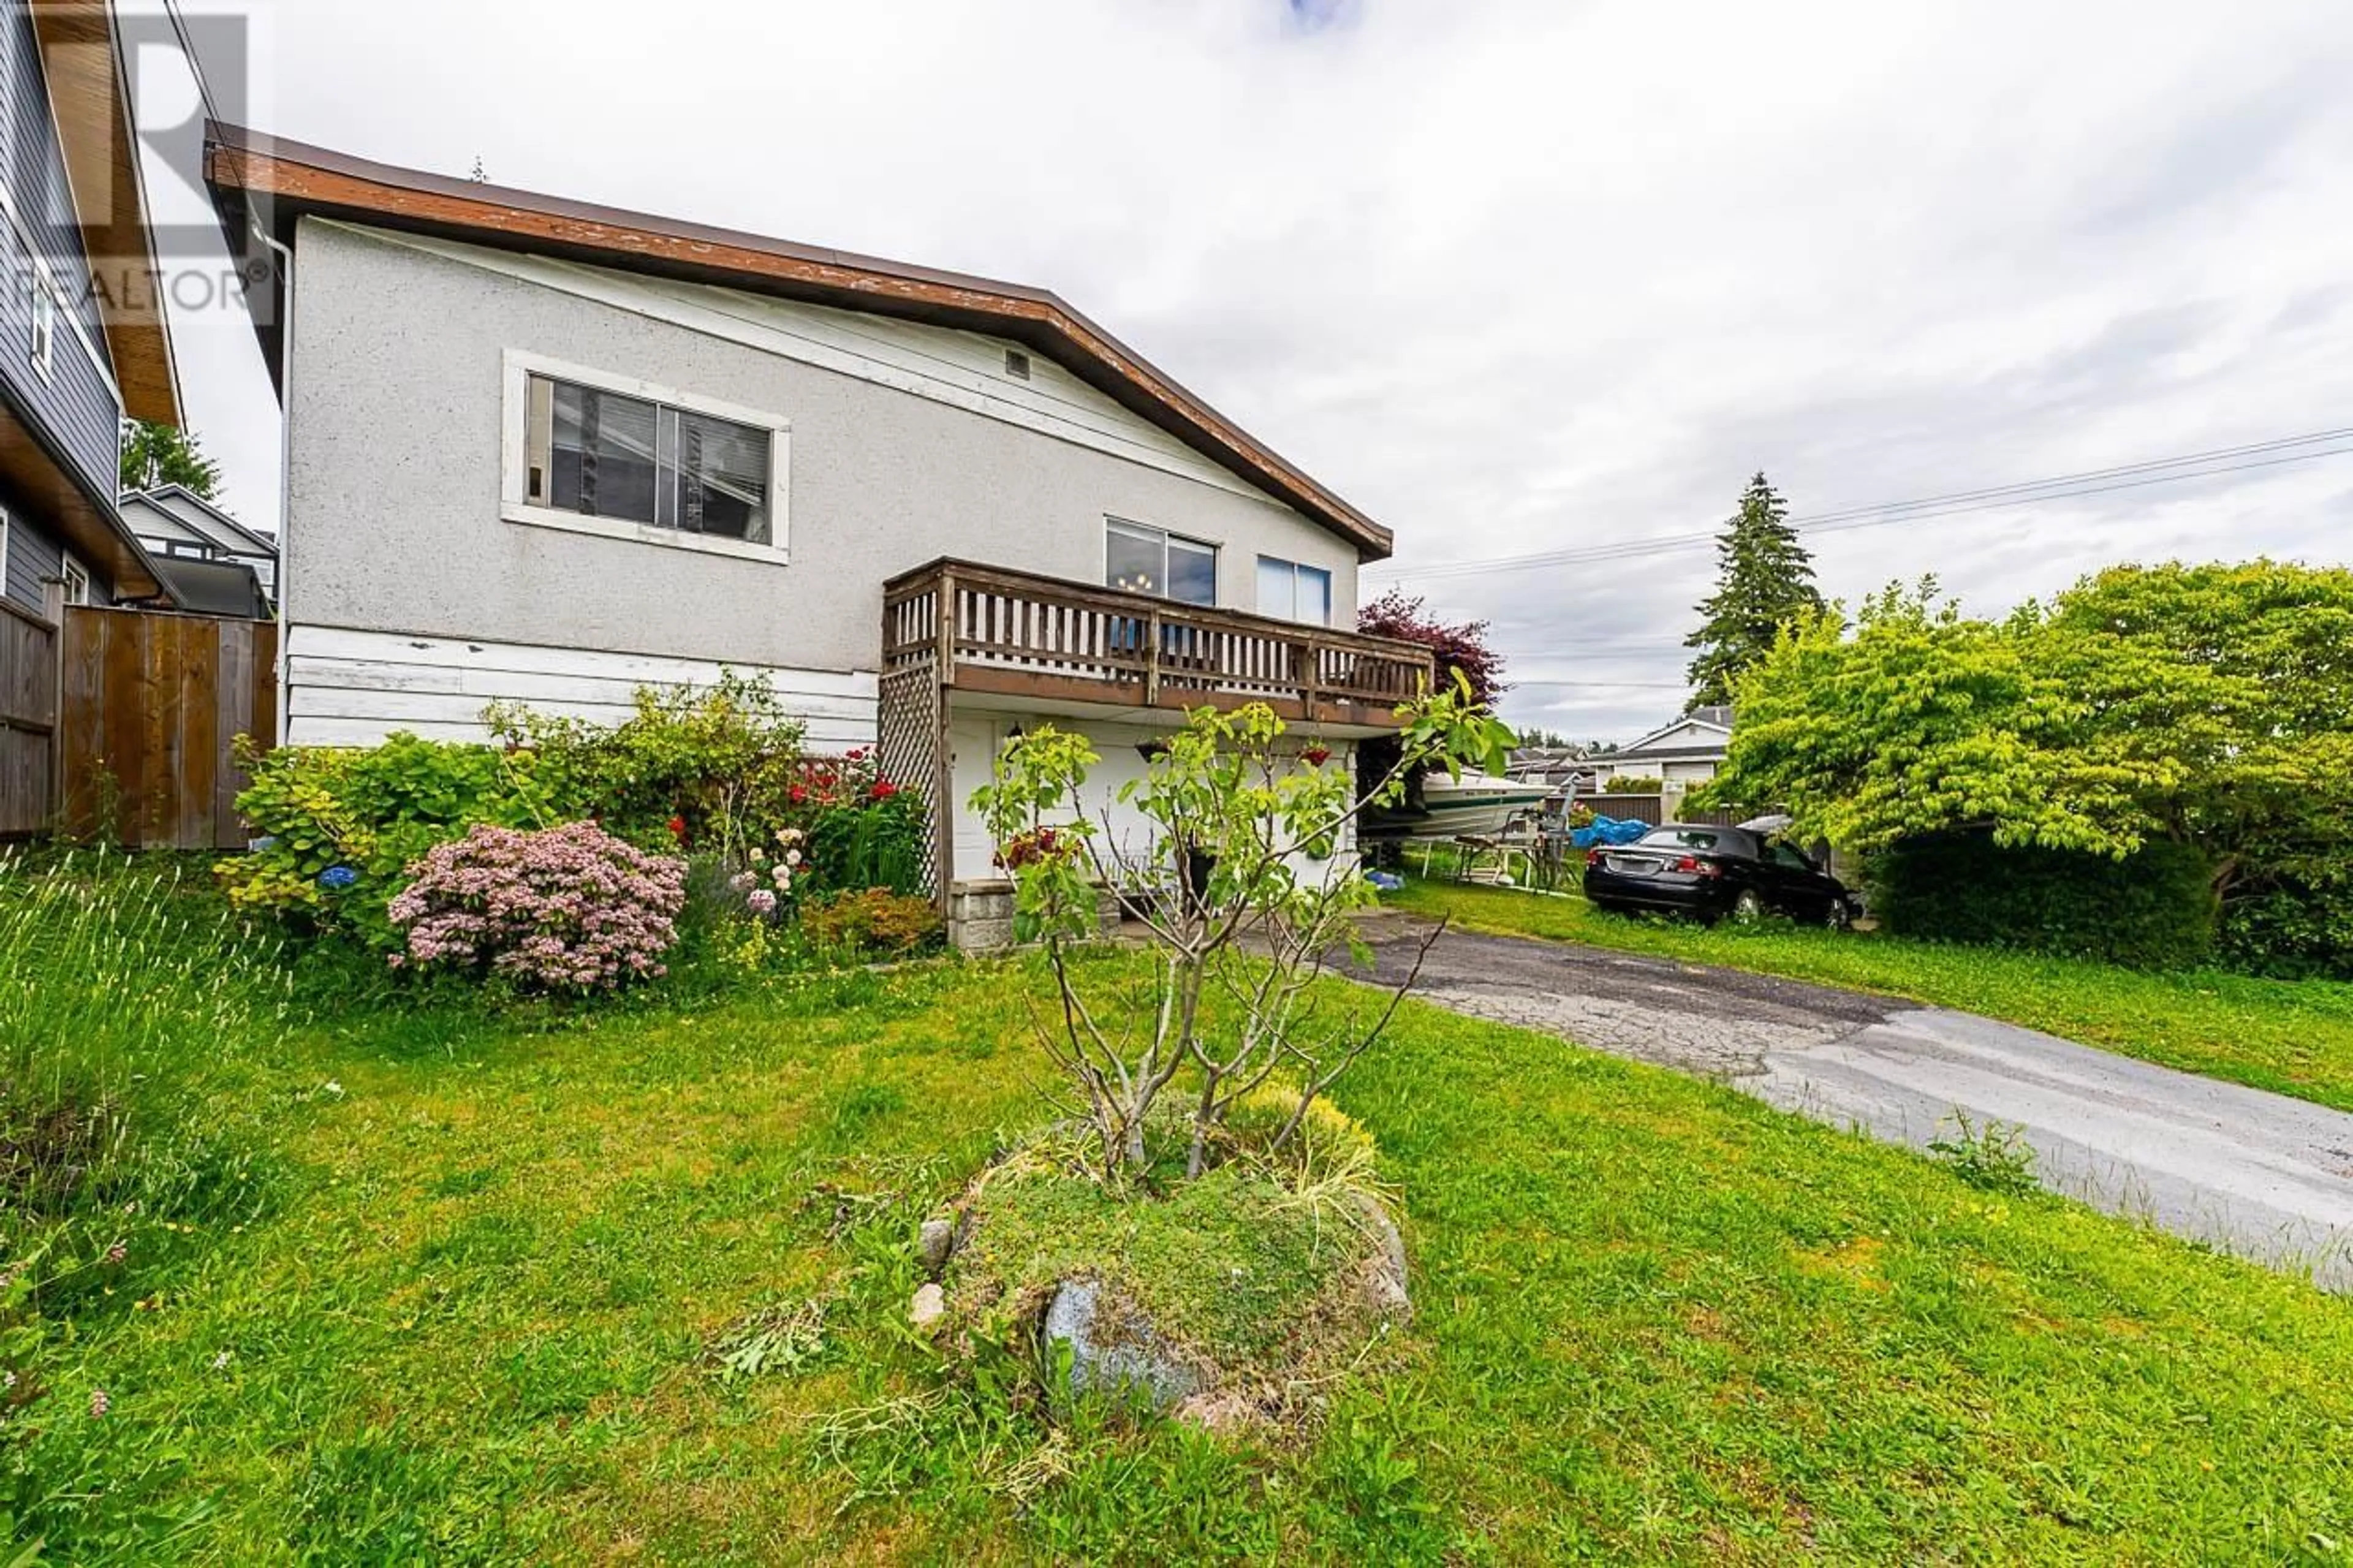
1583, 823, 1862, 928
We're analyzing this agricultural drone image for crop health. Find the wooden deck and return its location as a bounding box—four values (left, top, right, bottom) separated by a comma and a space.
881, 558, 1433, 729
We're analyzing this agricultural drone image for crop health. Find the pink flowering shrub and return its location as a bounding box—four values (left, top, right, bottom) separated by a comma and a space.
387, 821, 687, 991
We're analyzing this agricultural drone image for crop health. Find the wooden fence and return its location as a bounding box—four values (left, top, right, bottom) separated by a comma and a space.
1575, 791, 1668, 826
0, 597, 58, 838
56, 607, 278, 849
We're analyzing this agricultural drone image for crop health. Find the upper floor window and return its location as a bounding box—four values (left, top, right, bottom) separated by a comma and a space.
1106, 518, 1216, 607
1257, 556, 1332, 626
60, 556, 89, 605
502, 351, 790, 563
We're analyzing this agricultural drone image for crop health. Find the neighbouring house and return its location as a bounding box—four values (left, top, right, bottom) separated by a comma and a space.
1602, 705, 1733, 786
0, 2, 185, 620
121, 485, 278, 612
1507, 744, 1600, 795
204, 128, 1434, 947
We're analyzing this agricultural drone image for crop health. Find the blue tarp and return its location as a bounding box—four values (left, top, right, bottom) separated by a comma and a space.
1568, 816, 1650, 850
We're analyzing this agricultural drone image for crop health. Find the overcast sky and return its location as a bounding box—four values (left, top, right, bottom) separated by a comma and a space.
146, 1, 2353, 744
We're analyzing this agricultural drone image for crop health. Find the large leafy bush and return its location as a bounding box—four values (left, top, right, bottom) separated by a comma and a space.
224, 674, 922, 985
388, 821, 686, 991
216, 733, 551, 947
487, 670, 806, 852
1710, 562, 2353, 977
1870, 830, 2218, 971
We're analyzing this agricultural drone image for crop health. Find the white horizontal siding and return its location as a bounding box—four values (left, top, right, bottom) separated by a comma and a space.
284, 624, 877, 751
339, 221, 1279, 509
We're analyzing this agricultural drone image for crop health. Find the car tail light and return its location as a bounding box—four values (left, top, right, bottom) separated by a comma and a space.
1585, 847, 1605, 867
1673, 855, 1722, 878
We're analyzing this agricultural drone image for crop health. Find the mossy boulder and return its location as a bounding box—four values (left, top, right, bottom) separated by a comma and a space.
922, 1094, 1409, 1425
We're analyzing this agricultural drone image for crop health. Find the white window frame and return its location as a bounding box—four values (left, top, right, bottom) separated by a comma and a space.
59, 553, 89, 605
498, 348, 792, 566
1104, 516, 1219, 606
1255, 554, 1334, 626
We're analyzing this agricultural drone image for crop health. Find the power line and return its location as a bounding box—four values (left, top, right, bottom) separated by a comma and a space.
1509, 679, 1694, 689
1366, 427, 2353, 582
1385, 444, 2353, 580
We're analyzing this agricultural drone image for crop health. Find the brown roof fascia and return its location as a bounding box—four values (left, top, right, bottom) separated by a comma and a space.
202, 124, 1392, 561
29, 1, 181, 425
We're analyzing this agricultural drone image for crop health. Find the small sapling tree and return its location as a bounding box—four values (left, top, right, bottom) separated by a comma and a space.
972, 680, 1511, 1181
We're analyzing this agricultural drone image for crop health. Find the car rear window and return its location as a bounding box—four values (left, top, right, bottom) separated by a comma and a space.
1640, 828, 1725, 851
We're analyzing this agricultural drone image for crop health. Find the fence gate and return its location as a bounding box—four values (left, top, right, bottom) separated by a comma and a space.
57, 607, 278, 850
0, 599, 58, 838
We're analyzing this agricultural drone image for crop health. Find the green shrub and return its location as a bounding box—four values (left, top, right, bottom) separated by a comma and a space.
2218, 872, 2353, 980
805, 791, 925, 897
488, 670, 805, 853
1599, 776, 1664, 794
801, 888, 942, 958
1870, 830, 2217, 970
217, 733, 551, 948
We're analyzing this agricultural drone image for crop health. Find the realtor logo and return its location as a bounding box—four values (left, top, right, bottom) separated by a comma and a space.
29, 3, 260, 328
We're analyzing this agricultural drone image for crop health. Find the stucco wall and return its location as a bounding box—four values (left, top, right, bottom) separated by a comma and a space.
284, 219, 1363, 676
945, 706, 1355, 896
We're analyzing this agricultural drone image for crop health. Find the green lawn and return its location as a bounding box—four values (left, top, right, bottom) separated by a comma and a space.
20, 949, 2353, 1563
1388, 876, 2353, 1114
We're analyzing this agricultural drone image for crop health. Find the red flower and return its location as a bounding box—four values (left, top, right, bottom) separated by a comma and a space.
789, 785, 808, 805
1300, 744, 1332, 767
845, 747, 868, 761
667, 815, 687, 841
872, 779, 899, 800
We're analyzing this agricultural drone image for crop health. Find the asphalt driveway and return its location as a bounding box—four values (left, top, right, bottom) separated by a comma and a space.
1352, 916, 2353, 1290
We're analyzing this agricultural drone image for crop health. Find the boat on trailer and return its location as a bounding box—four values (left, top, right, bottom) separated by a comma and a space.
1366, 770, 1552, 841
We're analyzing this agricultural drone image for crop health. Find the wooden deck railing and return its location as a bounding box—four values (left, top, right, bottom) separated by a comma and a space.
882, 558, 1434, 727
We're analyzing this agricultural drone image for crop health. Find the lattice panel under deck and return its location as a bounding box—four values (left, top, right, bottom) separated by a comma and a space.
877, 665, 944, 896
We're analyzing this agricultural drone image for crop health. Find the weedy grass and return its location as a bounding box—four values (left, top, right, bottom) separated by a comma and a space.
1390, 876, 2353, 1113
0, 850, 292, 1553
4, 871, 2352, 1562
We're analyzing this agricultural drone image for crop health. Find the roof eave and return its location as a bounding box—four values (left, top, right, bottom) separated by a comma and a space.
30, 1, 181, 425
201, 124, 1392, 562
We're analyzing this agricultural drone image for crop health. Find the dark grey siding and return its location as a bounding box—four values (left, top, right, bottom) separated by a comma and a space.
1, 8, 100, 341
0, 6, 123, 509
2, 506, 60, 607
1, 502, 110, 612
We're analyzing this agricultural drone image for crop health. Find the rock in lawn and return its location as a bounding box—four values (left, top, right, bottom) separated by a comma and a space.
1042, 1278, 1200, 1411
909, 1282, 945, 1329
916, 1216, 957, 1274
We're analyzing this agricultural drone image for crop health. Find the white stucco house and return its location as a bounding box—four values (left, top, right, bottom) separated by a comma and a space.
1603, 706, 1734, 786
204, 128, 1431, 945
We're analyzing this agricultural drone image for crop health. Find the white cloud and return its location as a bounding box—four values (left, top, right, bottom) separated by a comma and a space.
167, 1, 2353, 741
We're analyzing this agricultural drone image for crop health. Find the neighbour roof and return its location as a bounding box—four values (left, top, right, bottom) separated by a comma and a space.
28, 1, 180, 423
202, 125, 1395, 562
1618, 712, 1734, 756
124, 485, 277, 556
143, 552, 271, 618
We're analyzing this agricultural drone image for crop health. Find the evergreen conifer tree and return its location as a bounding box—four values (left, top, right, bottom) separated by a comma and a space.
1683, 472, 1823, 710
